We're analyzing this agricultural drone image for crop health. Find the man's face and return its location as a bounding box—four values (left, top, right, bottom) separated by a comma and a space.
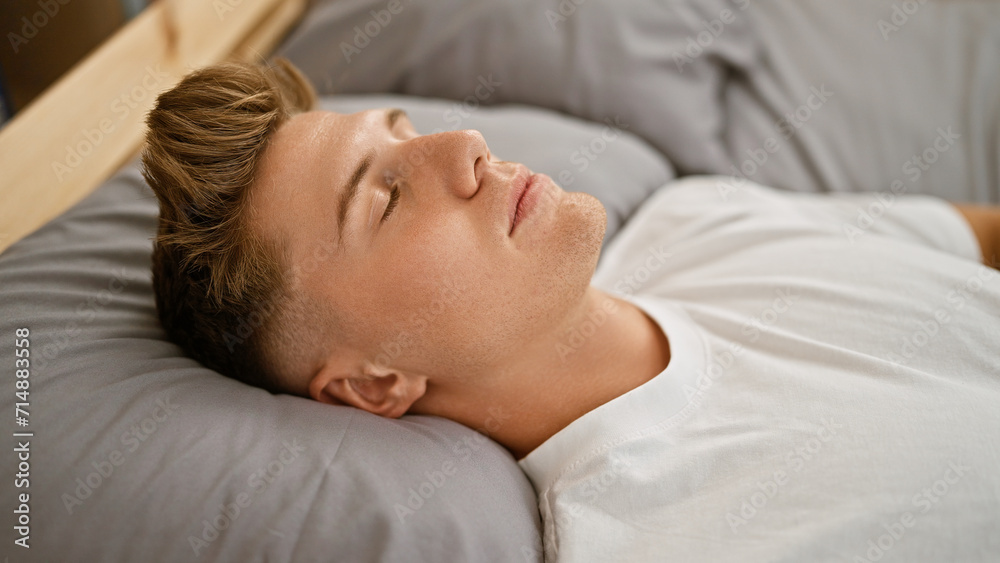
253, 109, 606, 391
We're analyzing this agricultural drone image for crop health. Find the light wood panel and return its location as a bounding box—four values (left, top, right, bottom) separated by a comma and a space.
0, 0, 307, 254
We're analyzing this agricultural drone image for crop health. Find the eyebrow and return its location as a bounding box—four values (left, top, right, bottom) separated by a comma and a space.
336, 108, 407, 243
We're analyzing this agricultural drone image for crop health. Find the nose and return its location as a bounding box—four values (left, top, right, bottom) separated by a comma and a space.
400, 129, 490, 199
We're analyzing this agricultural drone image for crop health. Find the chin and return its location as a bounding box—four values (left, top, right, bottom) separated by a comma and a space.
559, 191, 607, 278
573, 192, 607, 250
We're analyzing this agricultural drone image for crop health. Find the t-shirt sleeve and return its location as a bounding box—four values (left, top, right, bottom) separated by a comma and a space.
779, 189, 983, 262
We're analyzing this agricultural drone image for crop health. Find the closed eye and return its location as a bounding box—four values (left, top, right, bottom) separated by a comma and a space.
382, 183, 400, 222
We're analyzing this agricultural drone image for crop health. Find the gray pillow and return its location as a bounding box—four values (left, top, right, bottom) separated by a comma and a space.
0, 95, 673, 562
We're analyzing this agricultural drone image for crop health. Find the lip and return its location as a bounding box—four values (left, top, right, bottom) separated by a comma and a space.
508, 167, 538, 236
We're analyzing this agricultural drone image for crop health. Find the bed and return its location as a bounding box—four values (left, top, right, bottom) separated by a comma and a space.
1, 0, 998, 561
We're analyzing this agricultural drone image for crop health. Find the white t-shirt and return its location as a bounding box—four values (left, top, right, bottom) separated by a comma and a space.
518, 176, 1000, 563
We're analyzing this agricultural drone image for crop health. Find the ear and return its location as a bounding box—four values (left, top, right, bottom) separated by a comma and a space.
308, 363, 427, 419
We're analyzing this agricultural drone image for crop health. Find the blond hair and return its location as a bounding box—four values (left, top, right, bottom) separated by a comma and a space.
141, 57, 318, 394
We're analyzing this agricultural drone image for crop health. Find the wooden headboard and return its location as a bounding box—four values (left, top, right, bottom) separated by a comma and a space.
0, 0, 307, 254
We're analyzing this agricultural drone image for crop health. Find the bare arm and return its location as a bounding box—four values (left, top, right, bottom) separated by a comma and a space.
952, 203, 1000, 269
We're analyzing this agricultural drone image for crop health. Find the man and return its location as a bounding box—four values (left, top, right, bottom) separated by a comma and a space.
143, 59, 1000, 561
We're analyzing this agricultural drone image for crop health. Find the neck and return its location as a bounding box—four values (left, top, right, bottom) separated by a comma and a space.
415, 286, 671, 461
